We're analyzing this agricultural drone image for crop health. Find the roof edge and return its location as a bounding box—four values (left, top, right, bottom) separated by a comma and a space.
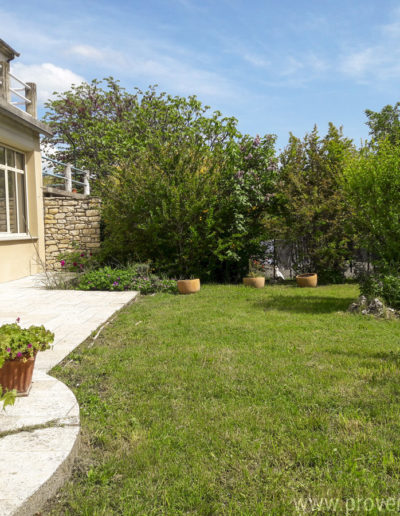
0, 39, 20, 62
0, 99, 53, 137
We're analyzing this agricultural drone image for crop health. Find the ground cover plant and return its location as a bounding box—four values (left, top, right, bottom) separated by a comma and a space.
44, 284, 400, 515
75, 265, 176, 294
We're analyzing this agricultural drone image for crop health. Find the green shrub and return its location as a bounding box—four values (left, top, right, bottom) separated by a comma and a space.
359, 273, 400, 309
44, 82, 278, 282
381, 275, 400, 309
74, 265, 177, 294
58, 247, 99, 273
344, 138, 400, 266
272, 124, 355, 279
359, 272, 383, 299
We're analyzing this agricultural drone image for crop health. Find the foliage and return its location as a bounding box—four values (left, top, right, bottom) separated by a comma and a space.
272, 124, 355, 280
74, 265, 177, 294
247, 257, 266, 278
344, 138, 400, 268
43, 80, 277, 281
58, 246, 98, 273
359, 272, 400, 309
42, 78, 139, 180
365, 103, 400, 144
0, 319, 54, 368
99, 115, 277, 280
0, 386, 16, 410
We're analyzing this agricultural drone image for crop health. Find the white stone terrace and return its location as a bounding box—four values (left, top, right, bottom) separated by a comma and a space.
0, 274, 138, 515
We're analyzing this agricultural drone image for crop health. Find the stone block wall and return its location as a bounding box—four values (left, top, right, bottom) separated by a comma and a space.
44, 196, 101, 270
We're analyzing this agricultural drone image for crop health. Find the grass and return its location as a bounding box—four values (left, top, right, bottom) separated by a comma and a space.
44, 284, 400, 515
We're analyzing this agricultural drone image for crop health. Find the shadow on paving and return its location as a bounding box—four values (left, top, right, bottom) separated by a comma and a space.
254, 294, 355, 314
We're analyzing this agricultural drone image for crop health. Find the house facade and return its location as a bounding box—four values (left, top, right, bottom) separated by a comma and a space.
0, 39, 52, 282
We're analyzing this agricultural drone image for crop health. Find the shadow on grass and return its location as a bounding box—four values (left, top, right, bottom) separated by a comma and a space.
328, 349, 400, 365
254, 294, 355, 314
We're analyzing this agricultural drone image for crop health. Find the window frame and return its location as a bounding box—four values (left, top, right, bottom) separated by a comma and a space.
0, 144, 28, 236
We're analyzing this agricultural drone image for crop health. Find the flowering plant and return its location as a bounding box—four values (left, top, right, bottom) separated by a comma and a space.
247, 258, 266, 278
0, 319, 54, 368
58, 249, 97, 273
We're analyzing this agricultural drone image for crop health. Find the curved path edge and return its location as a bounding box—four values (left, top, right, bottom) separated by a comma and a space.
0, 275, 138, 515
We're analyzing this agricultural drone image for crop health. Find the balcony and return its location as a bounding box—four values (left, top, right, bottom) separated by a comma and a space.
0, 38, 51, 136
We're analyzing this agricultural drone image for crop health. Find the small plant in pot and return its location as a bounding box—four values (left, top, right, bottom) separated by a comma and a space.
0, 318, 54, 396
243, 259, 266, 288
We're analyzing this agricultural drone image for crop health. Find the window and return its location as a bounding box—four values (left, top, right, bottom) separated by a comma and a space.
0, 145, 27, 234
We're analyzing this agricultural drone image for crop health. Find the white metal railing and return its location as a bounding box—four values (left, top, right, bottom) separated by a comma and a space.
42, 156, 91, 195
0, 61, 37, 117
9, 71, 32, 107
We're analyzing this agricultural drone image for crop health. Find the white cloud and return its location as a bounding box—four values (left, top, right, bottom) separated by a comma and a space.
65, 41, 238, 99
339, 7, 400, 83
340, 48, 377, 78
241, 53, 270, 68
69, 45, 105, 60
11, 63, 85, 104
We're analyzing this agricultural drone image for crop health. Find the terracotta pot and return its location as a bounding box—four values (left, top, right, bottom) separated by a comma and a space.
296, 273, 318, 288
0, 354, 36, 396
243, 277, 265, 288
177, 279, 201, 294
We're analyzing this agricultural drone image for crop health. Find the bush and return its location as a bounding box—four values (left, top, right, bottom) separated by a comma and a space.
74, 265, 177, 294
273, 124, 355, 279
359, 272, 383, 299
359, 273, 400, 309
344, 138, 400, 266
58, 247, 98, 273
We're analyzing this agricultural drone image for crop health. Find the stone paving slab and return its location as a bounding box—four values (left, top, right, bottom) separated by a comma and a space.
0, 274, 138, 515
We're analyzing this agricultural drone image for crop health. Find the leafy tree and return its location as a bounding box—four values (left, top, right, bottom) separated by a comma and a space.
101, 132, 277, 281
44, 79, 277, 280
344, 138, 400, 269
365, 103, 400, 144
43, 79, 238, 183
272, 124, 355, 282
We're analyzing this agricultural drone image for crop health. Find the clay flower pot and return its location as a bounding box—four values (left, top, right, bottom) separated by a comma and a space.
243, 277, 265, 288
0, 353, 37, 396
177, 279, 201, 294
296, 273, 318, 288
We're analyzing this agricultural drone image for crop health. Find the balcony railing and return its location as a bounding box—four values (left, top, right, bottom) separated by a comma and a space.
0, 61, 37, 117
42, 156, 91, 196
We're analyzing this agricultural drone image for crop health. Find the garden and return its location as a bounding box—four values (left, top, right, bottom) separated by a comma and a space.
3, 81, 400, 513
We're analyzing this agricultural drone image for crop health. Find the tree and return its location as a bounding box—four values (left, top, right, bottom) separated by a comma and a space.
43, 79, 239, 184
365, 103, 400, 144
272, 124, 355, 282
43, 79, 278, 280
344, 138, 400, 269
101, 132, 277, 281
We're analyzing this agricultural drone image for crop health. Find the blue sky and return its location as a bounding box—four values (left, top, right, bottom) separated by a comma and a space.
2, 0, 400, 150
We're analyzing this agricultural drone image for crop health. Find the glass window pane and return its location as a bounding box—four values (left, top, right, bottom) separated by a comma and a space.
0, 171, 6, 232
6, 149, 15, 168
15, 152, 24, 170
17, 173, 26, 233
8, 172, 17, 233
0, 147, 5, 166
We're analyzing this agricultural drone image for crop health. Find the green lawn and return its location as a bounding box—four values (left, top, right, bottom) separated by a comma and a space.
45, 284, 400, 515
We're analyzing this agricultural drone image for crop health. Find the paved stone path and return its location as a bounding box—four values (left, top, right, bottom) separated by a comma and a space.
0, 275, 138, 515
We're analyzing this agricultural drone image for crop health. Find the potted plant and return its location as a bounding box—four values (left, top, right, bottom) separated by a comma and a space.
243, 259, 266, 288
0, 318, 54, 396
296, 273, 318, 288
